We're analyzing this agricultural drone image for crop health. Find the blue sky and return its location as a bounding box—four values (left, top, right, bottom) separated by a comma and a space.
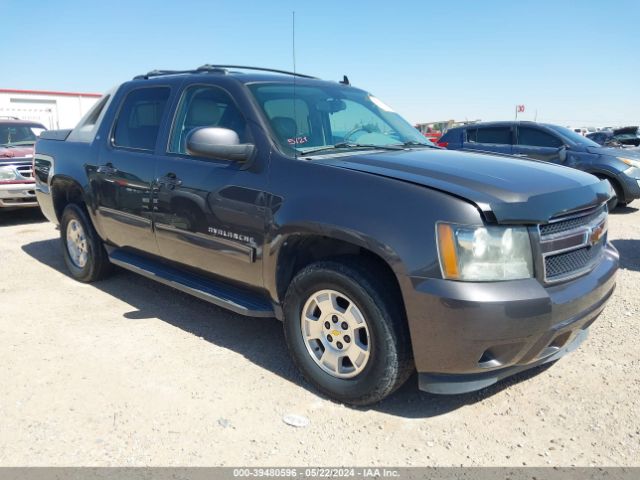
2, 0, 639, 127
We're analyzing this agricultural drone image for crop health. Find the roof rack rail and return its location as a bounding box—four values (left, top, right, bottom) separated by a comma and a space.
133, 64, 317, 80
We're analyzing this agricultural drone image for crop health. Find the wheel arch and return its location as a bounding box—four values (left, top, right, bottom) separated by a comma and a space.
50, 175, 90, 222
587, 169, 626, 204
269, 229, 407, 320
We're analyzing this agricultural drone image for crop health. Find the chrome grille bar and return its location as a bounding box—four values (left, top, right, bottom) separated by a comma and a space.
538, 206, 608, 283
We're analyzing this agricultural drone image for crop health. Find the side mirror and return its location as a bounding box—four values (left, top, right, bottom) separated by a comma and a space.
558, 145, 568, 162
186, 127, 255, 162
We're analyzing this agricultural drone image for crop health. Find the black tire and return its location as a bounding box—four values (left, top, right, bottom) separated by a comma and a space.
602, 177, 625, 211
283, 258, 414, 405
60, 203, 112, 282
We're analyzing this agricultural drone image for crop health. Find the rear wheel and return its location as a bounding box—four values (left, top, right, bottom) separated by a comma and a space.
60, 203, 112, 282
283, 258, 413, 405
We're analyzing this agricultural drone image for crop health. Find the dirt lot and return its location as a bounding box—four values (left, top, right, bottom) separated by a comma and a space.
0, 206, 638, 467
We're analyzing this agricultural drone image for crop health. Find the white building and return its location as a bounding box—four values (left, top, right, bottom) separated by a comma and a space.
0, 88, 102, 130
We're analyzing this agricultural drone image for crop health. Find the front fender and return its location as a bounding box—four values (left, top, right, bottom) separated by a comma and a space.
262, 157, 484, 304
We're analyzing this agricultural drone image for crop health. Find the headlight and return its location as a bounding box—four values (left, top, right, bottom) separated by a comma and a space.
618, 157, 640, 168
0, 166, 18, 182
437, 223, 534, 281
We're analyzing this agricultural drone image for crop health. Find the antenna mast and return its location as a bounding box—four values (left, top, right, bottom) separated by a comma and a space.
292, 11, 297, 76
292, 11, 298, 158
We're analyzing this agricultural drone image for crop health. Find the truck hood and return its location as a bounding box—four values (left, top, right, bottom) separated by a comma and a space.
586, 145, 640, 158
0, 145, 34, 160
314, 149, 610, 224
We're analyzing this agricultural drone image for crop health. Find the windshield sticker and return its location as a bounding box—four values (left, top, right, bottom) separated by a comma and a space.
369, 96, 394, 112
288, 136, 309, 145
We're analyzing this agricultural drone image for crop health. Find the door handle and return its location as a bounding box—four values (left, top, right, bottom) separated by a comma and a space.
157, 172, 182, 189
512, 154, 528, 157
97, 163, 118, 175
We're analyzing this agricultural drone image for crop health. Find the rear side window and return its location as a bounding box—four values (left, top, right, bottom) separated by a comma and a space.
465, 128, 477, 143
518, 127, 563, 148
475, 127, 511, 145
112, 87, 170, 151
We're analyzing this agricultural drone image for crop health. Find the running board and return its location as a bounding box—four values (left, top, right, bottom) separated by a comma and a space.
108, 249, 274, 318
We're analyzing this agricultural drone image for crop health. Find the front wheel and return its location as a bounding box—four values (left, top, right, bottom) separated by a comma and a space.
283, 259, 413, 405
603, 177, 625, 211
60, 203, 112, 282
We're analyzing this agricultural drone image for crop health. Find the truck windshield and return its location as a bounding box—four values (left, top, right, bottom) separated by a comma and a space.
0, 124, 46, 147
248, 83, 431, 155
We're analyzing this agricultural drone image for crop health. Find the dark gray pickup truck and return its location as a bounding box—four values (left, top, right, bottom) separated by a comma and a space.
33, 65, 618, 405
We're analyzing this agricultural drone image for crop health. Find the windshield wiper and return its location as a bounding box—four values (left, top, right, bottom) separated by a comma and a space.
396, 141, 440, 149
299, 142, 404, 156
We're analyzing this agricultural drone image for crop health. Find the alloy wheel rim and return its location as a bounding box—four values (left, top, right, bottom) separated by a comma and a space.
66, 219, 88, 268
300, 289, 371, 379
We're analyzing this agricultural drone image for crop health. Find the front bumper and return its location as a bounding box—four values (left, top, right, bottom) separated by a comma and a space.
0, 182, 38, 208
404, 242, 618, 394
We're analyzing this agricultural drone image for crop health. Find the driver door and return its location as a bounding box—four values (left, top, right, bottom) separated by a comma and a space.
153, 82, 268, 287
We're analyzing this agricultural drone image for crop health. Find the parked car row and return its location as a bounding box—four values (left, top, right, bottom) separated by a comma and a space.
438, 121, 640, 209
587, 126, 640, 148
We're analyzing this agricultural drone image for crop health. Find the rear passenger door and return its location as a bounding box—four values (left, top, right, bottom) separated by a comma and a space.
514, 126, 565, 163
463, 125, 513, 154
92, 86, 172, 254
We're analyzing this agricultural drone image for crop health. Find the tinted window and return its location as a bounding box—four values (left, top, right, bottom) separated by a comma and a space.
169, 85, 249, 154
112, 87, 170, 151
517, 127, 563, 148
465, 128, 477, 143
476, 127, 511, 145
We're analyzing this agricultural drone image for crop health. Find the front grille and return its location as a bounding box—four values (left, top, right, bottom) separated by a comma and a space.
544, 239, 605, 280
16, 165, 33, 179
538, 204, 608, 283
540, 205, 606, 236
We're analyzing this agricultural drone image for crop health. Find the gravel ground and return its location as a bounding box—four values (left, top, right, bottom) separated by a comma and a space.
0, 205, 638, 467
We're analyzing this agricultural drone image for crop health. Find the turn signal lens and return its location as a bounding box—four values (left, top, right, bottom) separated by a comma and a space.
437, 223, 460, 279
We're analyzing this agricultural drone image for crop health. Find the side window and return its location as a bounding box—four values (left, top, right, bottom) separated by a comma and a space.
112, 87, 170, 151
169, 85, 249, 154
517, 127, 563, 148
466, 128, 477, 143
476, 127, 511, 145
